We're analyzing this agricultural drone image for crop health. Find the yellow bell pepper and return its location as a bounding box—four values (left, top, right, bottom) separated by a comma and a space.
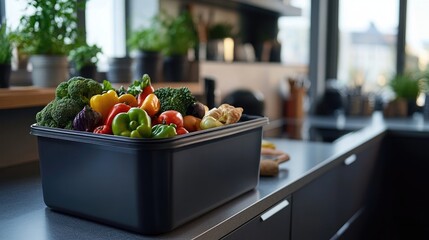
89, 90, 119, 121
118, 93, 138, 107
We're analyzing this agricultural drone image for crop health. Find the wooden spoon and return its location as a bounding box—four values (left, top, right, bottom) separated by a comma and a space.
260, 152, 290, 176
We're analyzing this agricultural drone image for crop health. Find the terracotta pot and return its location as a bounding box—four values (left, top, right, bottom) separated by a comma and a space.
384, 98, 408, 118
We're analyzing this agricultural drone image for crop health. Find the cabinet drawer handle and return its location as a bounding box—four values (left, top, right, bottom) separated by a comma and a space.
260, 199, 289, 221
344, 154, 357, 166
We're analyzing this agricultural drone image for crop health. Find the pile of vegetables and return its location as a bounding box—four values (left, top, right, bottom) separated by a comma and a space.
36, 74, 244, 139
36, 76, 103, 129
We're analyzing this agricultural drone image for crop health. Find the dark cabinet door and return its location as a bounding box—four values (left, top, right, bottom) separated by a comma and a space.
223, 197, 291, 240
291, 165, 341, 240
292, 140, 381, 240
372, 133, 429, 239
337, 141, 380, 226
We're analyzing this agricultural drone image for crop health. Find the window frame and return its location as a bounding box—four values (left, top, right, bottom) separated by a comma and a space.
396, 0, 407, 75
319, 0, 407, 84
307, 0, 408, 113
0, 0, 5, 24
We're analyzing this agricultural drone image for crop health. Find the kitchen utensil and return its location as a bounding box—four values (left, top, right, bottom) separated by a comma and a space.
260, 148, 290, 176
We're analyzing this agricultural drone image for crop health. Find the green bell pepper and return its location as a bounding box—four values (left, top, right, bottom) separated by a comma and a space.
151, 124, 177, 139
112, 107, 152, 138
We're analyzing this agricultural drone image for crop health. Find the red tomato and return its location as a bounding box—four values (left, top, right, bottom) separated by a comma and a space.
176, 126, 189, 135
158, 110, 184, 128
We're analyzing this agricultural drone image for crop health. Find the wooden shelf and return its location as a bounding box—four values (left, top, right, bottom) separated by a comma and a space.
231, 0, 302, 16
185, 0, 302, 16
0, 87, 56, 110
0, 82, 203, 110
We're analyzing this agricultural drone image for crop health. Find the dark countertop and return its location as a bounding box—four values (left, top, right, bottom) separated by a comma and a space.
0, 112, 425, 240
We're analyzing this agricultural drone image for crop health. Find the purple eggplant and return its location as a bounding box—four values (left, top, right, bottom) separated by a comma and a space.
72, 105, 103, 132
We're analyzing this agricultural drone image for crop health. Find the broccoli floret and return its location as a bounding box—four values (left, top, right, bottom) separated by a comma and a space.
55, 81, 69, 99
154, 87, 196, 116
36, 101, 57, 127
36, 77, 102, 129
55, 76, 102, 102
67, 77, 103, 105
50, 98, 83, 128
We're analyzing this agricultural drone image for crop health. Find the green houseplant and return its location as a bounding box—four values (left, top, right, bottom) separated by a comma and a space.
385, 73, 420, 117
69, 42, 102, 80
18, 0, 82, 87
128, 15, 166, 82
161, 10, 198, 82
0, 23, 13, 88
207, 23, 234, 40
206, 22, 234, 61
9, 28, 32, 71
390, 73, 420, 100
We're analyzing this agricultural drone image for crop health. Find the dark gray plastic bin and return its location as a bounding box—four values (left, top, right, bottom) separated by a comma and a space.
30, 116, 268, 235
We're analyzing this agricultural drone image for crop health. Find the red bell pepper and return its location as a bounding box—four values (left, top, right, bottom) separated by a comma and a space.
137, 74, 155, 107
93, 125, 112, 134
93, 103, 131, 135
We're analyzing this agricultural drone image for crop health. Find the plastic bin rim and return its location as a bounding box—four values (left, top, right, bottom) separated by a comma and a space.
30, 116, 269, 150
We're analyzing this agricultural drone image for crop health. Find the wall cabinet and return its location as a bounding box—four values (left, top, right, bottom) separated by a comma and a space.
222, 196, 291, 240
291, 140, 380, 239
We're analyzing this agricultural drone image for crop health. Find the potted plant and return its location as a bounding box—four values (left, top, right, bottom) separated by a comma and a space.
384, 73, 420, 117
128, 15, 165, 82
9, 29, 31, 71
161, 10, 198, 82
17, 0, 81, 87
69, 42, 102, 80
206, 22, 234, 61
0, 23, 12, 88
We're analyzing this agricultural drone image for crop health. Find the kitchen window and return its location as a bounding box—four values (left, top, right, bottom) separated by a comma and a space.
337, 0, 399, 93
86, 0, 126, 72
405, 0, 429, 73
4, 0, 28, 30
277, 0, 311, 66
